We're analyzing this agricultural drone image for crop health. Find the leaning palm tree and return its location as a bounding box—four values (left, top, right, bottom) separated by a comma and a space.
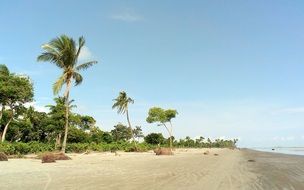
37, 35, 97, 153
112, 91, 137, 150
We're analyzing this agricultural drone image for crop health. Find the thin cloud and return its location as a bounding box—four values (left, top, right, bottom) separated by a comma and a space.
272, 107, 304, 115
272, 136, 295, 141
78, 46, 94, 62
24, 102, 49, 113
110, 9, 143, 22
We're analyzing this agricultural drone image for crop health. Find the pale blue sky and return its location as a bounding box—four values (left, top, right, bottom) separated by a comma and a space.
1, 1, 304, 147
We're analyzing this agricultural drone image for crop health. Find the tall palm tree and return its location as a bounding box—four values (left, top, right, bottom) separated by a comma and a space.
37, 35, 97, 153
112, 91, 137, 150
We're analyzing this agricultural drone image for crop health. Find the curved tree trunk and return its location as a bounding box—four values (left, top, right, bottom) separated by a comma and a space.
0, 105, 4, 122
169, 121, 174, 149
61, 80, 71, 153
55, 133, 62, 149
163, 123, 173, 150
126, 109, 137, 150
1, 110, 14, 143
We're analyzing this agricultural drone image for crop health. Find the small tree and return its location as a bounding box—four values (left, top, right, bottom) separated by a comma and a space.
0, 66, 34, 142
133, 126, 144, 141
111, 123, 132, 142
146, 107, 178, 149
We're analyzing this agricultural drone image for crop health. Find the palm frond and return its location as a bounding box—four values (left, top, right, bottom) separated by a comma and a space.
76, 61, 98, 71
76, 36, 85, 59
73, 72, 83, 86
37, 52, 65, 68
53, 74, 67, 95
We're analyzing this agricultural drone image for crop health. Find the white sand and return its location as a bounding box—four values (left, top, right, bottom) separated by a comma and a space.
0, 149, 258, 190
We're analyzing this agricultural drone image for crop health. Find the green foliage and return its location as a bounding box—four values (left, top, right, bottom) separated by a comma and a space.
146, 107, 178, 124
111, 123, 132, 142
67, 126, 90, 143
144, 133, 165, 145
37, 35, 98, 153
0, 71, 34, 107
0, 65, 34, 142
90, 129, 113, 144
133, 126, 144, 140
175, 137, 238, 149
0, 142, 55, 155
146, 107, 177, 149
112, 91, 134, 114
37, 35, 98, 95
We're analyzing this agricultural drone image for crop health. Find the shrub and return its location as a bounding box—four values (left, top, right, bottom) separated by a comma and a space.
0, 142, 154, 155
0, 143, 15, 155
66, 143, 90, 153
144, 133, 165, 145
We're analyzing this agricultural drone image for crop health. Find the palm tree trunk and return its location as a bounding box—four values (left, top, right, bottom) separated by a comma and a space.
126, 110, 137, 150
1, 110, 13, 143
61, 80, 71, 153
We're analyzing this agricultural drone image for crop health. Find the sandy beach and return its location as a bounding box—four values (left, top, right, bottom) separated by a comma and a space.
0, 149, 303, 190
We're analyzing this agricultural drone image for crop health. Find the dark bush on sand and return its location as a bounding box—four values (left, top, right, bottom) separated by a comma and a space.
0, 152, 8, 161
41, 153, 56, 163
154, 148, 173, 155
54, 152, 71, 160
41, 152, 71, 163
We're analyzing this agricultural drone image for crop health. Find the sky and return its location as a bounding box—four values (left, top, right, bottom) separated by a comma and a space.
1, 0, 304, 147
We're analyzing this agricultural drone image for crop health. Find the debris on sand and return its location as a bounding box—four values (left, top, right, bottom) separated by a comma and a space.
41, 153, 56, 163
154, 148, 173, 155
0, 152, 8, 161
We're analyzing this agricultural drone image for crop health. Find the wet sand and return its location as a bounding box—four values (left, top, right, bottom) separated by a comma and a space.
243, 149, 304, 190
0, 148, 303, 190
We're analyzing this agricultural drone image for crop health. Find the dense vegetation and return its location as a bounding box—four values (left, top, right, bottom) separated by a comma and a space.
0, 35, 238, 156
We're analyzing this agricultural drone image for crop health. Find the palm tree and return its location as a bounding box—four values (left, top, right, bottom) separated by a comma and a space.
37, 35, 97, 153
112, 91, 137, 150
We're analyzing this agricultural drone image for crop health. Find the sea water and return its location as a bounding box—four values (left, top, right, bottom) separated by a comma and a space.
253, 147, 304, 156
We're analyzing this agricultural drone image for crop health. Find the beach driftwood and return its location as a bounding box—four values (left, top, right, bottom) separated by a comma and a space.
42, 153, 56, 163
0, 152, 8, 161
41, 152, 71, 163
154, 148, 173, 155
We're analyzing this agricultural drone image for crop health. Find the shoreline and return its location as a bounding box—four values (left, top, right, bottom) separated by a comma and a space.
247, 147, 304, 156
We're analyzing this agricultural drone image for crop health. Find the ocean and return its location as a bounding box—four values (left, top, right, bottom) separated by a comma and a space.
252, 147, 304, 156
